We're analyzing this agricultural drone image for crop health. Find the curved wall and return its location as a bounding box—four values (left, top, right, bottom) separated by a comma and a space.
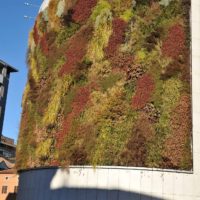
17, 165, 199, 200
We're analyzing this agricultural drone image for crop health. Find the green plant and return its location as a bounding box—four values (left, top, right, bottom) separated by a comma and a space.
43, 75, 73, 126
55, 23, 80, 47
91, 0, 111, 21
100, 73, 122, 91
35, 138, 53, 161
87, 8, 112, 62
120, 9, 134, 22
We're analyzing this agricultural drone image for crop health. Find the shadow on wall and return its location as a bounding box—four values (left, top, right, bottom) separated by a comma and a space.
6, 193, 17, 200
17, 168, 164, 200
49, 188, 163, 200
49, 169, 163, 200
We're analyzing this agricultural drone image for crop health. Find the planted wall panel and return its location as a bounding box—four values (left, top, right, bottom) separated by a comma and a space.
16, 0, 192, 170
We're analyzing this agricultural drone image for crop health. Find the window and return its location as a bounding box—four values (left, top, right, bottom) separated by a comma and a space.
14, 186, 18, 193
2, 186, 7, 194
0, 66, 3, 74
0, 86, 4, 97
2, 68, 7, 77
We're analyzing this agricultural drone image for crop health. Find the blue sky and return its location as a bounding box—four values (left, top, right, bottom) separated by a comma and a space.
0, 0, 42, 142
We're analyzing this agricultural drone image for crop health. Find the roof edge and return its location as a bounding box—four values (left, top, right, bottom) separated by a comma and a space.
0, 59, 18, 73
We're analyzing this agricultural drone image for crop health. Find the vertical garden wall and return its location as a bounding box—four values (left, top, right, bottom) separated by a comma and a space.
16, 0, 192, 170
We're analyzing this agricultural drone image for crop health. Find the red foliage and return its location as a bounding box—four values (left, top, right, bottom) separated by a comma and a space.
118, 114, 154, 166
33, 23, 40, 44
132, 74, 155, 109
111, 54, 134, 69
59, 26, 93, 76
39, 31, 57, 56
50, 160, 60, 167
162, 24, 186, 59
40, 34, 49, 55
56, 85, 91, 147
72, 0, 97, 23
105, 18, 127, 58
163, 95, 192, 169
111, 54, 145, 81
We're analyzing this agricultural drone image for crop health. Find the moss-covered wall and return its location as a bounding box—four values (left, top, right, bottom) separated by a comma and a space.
16, 0, 192, 170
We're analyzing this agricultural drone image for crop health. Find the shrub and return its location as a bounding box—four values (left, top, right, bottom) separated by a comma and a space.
90, 0, 111, 21
111, 53, 145, 81
143, 103, 160, 123
161, 60, 182, 80
33, 23, 40, 44
56, 0, 65, 17
28, 30, 36, 52
35, 138, 53, 161
87, 8, 112, 62
105, 18, 127, 57
148, 78, 183, 168
92, 114, 134, 166
42, 75, 73, 126
34, 47, 47, 76
59, 25, 93, 76
72, 0, 97, 23
88, 60, 112, 81
118, 114, 154, 166
163, 95, 192, 170
100, 73, 122, 91
162, 24, 186, 59
29, 57, 39, 83
40, 34, 49, 55
22, 84, 30, 107
120, 9, 134, 22
48, 0, 61, 30
109, 0, 133, 15
156, 78, 182, 136
56, 85, 91, 147
69, 147, 88, 165
159, 0, 173, 7
132, 74, 155, 109
55, 23, 80, 47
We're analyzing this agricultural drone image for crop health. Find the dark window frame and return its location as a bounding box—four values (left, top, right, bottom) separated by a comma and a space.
14, 186, 18, 193
2, 185, 7, 194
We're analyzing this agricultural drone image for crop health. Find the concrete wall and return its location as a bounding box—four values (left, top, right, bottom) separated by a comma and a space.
16, 0, 200, 199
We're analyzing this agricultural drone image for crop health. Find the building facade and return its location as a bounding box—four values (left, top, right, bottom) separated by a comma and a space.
0, 60, 17, 137
0, 135, 16, 163
0, 60, 17, 162
0, 169, 18, 200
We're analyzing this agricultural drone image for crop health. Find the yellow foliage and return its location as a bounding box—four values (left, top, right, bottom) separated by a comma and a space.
30, 57, 39, 83
109, 0, 132, 15
48, 0, 61, 31
42, 75, 73, 126
82, 80, 126, 124
35, 138, 53, 160
88, 60, 112, 80
22, 84, 30, 107
91, 0, 111, 21
120, 9, 134, 22
162, 78, 182, 111
87, 7, 112, 62
28, 30, 36, 53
